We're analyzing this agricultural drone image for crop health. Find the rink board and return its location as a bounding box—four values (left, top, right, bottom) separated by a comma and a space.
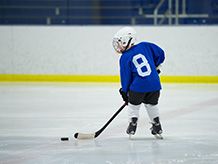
0, 74, 218, 83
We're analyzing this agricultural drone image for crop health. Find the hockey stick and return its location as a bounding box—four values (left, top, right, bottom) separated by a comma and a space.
74, 102, 127, 140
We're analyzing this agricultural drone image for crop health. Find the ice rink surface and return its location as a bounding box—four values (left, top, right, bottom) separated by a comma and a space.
0, 83, 218, 164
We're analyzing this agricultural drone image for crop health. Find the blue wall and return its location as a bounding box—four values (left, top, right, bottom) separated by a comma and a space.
0, 0, 218, 25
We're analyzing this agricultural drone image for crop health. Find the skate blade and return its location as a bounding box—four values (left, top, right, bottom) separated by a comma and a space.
129, 134, 136, 140
154, 134, 163, 140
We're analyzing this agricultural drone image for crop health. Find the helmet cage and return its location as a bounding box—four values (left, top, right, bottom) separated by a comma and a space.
112, 38, 125, 53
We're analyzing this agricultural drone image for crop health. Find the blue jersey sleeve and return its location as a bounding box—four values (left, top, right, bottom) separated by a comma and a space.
149, 43, 165, 67
119, 55, 132, 93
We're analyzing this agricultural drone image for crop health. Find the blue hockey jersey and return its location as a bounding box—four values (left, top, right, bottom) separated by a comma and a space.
119, 42, 165, 93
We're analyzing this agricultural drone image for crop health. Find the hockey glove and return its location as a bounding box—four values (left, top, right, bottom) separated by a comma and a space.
156, 65, 162, 74
119, 88, 128, 103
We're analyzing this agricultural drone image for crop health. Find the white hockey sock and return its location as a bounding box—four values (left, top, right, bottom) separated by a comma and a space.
144, 104, 159, 122
128, 103, 141, 122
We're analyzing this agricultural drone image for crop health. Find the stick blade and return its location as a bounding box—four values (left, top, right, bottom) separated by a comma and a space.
74, 132, 95, 140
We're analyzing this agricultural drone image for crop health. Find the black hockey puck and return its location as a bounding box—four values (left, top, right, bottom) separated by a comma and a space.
61, 137, 69, 141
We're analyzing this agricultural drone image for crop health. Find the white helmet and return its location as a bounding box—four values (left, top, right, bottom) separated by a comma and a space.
112, 26, 136, 53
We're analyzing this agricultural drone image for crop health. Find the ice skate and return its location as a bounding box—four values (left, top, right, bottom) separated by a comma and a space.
126, 117, 138, 137
150, 117, 163, 139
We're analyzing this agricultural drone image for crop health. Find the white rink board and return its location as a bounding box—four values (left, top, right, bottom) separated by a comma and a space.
0, 83, 218, 163
0, 26, 218, 75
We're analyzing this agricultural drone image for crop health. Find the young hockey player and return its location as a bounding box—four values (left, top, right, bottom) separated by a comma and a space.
112, 27, 165, 138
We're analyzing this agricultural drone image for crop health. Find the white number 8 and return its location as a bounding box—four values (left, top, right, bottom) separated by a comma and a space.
132, 54, 151, 77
